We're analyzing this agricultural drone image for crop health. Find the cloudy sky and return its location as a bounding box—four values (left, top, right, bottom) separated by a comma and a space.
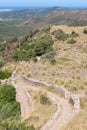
0, 0, 87, 7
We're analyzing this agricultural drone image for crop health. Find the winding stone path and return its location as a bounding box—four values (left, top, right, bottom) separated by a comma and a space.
11, 75, 73, 130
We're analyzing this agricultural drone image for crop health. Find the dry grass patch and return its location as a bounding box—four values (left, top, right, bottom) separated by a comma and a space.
26, 90, 56, 130
54, 78, 87, 91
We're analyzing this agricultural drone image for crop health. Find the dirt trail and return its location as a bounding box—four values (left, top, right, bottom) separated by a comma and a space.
12, 76, 72, 129
12, 79, 34, 120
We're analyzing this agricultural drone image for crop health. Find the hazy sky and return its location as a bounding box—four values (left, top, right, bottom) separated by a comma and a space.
0, 0, 87, 7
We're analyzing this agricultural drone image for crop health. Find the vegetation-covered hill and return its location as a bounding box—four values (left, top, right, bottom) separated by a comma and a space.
0, 7, 87, 42
1, 25, 87, 92
0, 20, 31, 42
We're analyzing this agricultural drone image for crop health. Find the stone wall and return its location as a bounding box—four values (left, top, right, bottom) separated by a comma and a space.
21, 75, 80, 112
0, 73, 80, 112
0, 72, 80, 130
21, 75, 80, 129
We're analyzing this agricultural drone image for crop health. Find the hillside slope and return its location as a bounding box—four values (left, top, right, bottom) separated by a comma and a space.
21, 10, 87, 28
0, 25, 87, 130
1, 25, 87, 92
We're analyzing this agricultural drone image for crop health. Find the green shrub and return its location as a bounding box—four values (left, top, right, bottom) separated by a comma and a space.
52, 29, 69, 41
0, 119, 34, 130
70, 31, 79, 37
83, 29, 87, 34
0, 84, 33, 130
67, 39, 76, 44
0, 84, 20, 120
33, 35, 53, 56
42, 51, 56, 64
14, 34, 54, 62
40, 94, 49, 105
0, 84, 16, 104
0, 102, 20, 120
0, 70, 12, 79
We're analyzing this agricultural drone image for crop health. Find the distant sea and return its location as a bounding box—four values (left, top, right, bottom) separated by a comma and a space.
0, 6, 46, 10
0, 6, 87, 11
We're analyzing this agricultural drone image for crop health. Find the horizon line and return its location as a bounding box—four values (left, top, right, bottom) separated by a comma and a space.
0, 6, 87, 10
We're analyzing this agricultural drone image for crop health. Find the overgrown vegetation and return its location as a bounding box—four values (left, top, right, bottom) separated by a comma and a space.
0, 70, 12, 79
0, 84, 20, 120
13, 33, 56, 63
0, 25, 56, 64
0, 84, 35, 130
0, 120, 35, 130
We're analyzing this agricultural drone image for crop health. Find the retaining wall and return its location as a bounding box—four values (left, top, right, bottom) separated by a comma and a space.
21, 75, 80, 112
0, 73, 80, 111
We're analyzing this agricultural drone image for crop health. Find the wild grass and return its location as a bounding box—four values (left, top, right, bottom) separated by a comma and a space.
26, 90, 55, 129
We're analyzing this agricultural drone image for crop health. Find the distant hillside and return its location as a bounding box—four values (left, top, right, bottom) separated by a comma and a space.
21, 10, 87, 28
0, 7, 87, 26
0, 7, 87, 42
0, 7, 68, 20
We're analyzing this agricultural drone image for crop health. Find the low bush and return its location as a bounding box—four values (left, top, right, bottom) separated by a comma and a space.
52, 29, 69, 41
41, 51, 56, 64
83, 29, 87, 34
0, 70, 12, 79
70, 31, 79, 37
13, 50, 33, 61
67, 39, 76, 44
40, 94, 49, 105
